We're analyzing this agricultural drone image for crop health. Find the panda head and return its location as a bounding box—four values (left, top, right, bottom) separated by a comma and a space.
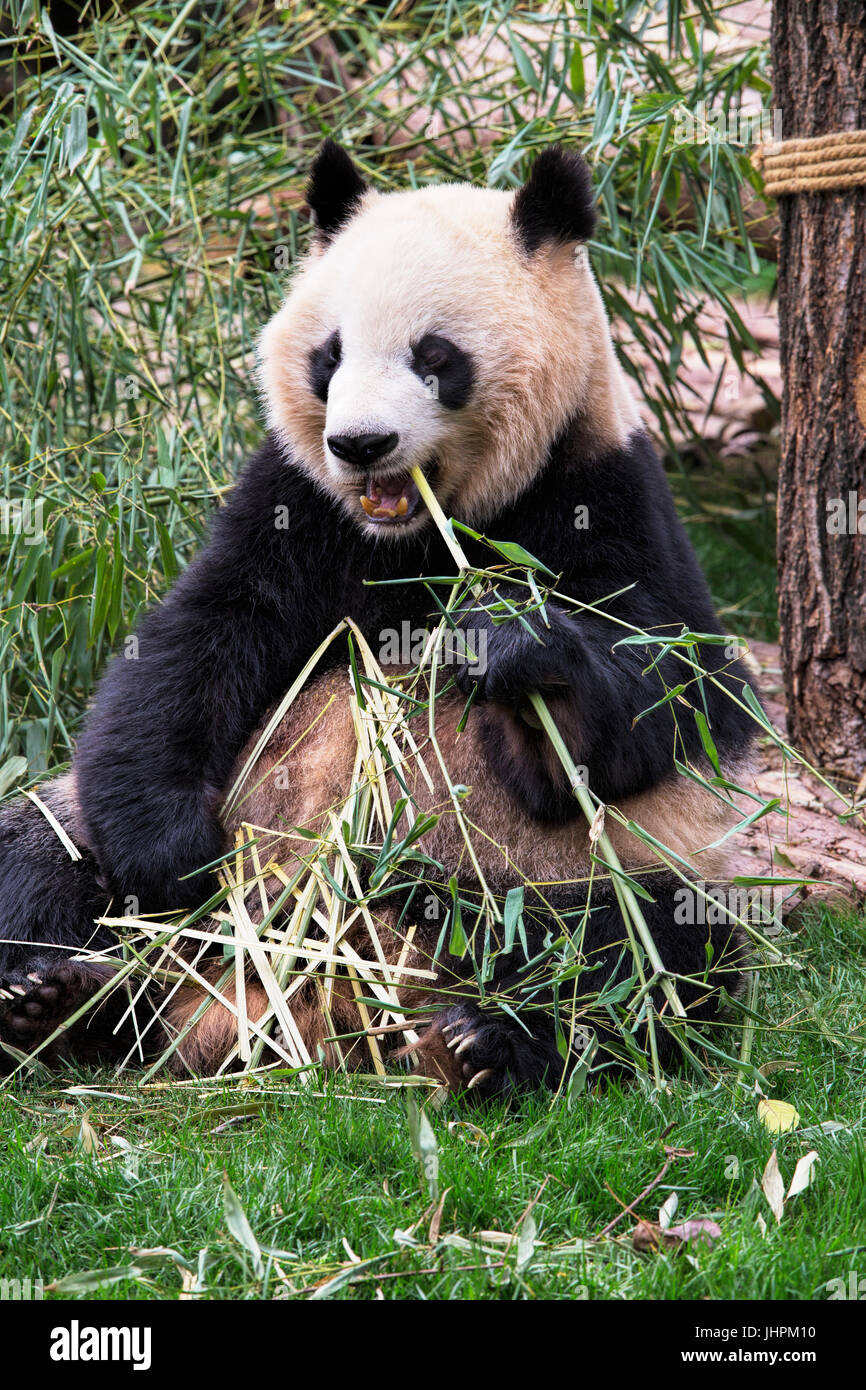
258, 141, 639, 537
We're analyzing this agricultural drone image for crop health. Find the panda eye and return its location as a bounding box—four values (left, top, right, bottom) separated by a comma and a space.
410, 334, 475, 411
419, 347, 448, 373
411, 335, 454, 376
309, 330, 342, 402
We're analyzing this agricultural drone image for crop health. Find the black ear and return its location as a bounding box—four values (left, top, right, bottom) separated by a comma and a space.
306, 140, 367, 242
511, 146, 596, 253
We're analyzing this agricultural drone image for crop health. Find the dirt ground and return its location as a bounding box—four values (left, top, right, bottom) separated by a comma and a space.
733, 639, 866, 913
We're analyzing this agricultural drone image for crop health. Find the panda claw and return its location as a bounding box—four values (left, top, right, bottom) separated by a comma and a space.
466, 1069, 494, 1091
441, 1021, 461, 1036
10, 985, 26, 996
454, 1032, 479, 1057
0, 989, 12, 1002
27, 972, 42, 984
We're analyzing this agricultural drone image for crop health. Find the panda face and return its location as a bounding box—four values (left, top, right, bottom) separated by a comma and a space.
309, 312, 478, 528
303, 320, 477, 526
258, 146, 641, 538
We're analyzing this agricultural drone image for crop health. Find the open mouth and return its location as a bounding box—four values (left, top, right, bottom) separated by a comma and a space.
359, 462, 436, 525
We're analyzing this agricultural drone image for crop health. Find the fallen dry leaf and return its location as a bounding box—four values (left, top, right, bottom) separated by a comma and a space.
428, 1187, 451, 1246
658, 1192, 679, 1229
787, 1150, 819, 1199
762, 1148, 786, 1223
633, 1217, 722, 1253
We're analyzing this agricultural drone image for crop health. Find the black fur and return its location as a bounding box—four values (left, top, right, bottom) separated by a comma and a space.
306, 140, 367, 241
308, 329, 342, 401
0, 782, 112, 981
410, 334, 475, 409
511, 146, 597, 253
0, 960, 146, 1071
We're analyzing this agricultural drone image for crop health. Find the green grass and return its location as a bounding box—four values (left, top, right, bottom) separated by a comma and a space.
2, 904, 863, 1301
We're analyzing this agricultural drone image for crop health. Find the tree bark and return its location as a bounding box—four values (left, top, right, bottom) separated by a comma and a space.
772, 1, 866, 782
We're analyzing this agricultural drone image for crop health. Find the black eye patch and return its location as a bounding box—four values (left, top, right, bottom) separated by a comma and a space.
308, 330, 342, 402
410, 334, 474, 410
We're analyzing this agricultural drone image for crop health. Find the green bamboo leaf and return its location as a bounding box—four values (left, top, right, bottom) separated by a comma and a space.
694, 708, 722, 775
570, 44, 585, 101
705, 798, 781, 849
0, 755, 28, 797
507, 29, 538, 91
447, 876, 467, 957
156, 519, 178, 581
62, 102, 88, 171
452, 522, 556, 577
741, 682, 775, 731
633, 683, 687, 725
49, 1264, 144, 1294
503, 885, 525, 955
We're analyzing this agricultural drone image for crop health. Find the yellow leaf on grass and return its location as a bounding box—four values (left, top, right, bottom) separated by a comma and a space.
758, 1098, 800, 1134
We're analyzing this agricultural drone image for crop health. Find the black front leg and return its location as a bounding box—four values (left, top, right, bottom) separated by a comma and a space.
71, 435, 454, 915
72, 445, 346, 912
75, 590, 291, 909
454, 593, 583, 705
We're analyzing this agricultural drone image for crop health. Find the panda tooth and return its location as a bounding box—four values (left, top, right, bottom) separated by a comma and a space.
373, 505, 397, 519
360, 495, 377, 516
396, 496, 408, 516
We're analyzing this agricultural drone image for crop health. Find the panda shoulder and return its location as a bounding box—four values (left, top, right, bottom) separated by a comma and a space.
209, 433, 346, 560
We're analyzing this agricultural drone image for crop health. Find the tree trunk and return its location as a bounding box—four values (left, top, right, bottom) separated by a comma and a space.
772, 1, 866, 782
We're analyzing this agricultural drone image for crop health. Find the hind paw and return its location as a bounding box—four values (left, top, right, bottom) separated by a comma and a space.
0, 966, 83, 1047
413, 1002, 563, 1101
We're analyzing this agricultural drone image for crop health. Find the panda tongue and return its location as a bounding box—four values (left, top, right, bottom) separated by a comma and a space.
377, 480, 407, 510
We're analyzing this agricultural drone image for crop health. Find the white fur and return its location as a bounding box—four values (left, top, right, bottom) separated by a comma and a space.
258, 181, 641, 533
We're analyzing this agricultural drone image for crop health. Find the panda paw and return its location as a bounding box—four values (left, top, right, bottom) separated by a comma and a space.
453, 601, 578, 705
0, 965, 84, 1048
414, 1002, 564, 1102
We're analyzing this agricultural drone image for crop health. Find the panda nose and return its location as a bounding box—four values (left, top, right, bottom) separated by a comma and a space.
327, 432, 399, 468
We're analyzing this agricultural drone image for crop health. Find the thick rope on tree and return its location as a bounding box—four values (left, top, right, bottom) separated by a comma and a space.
754, 129, 866, 195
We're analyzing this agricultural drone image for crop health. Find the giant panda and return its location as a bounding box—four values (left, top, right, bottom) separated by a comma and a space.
0, 142, 758, 1096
